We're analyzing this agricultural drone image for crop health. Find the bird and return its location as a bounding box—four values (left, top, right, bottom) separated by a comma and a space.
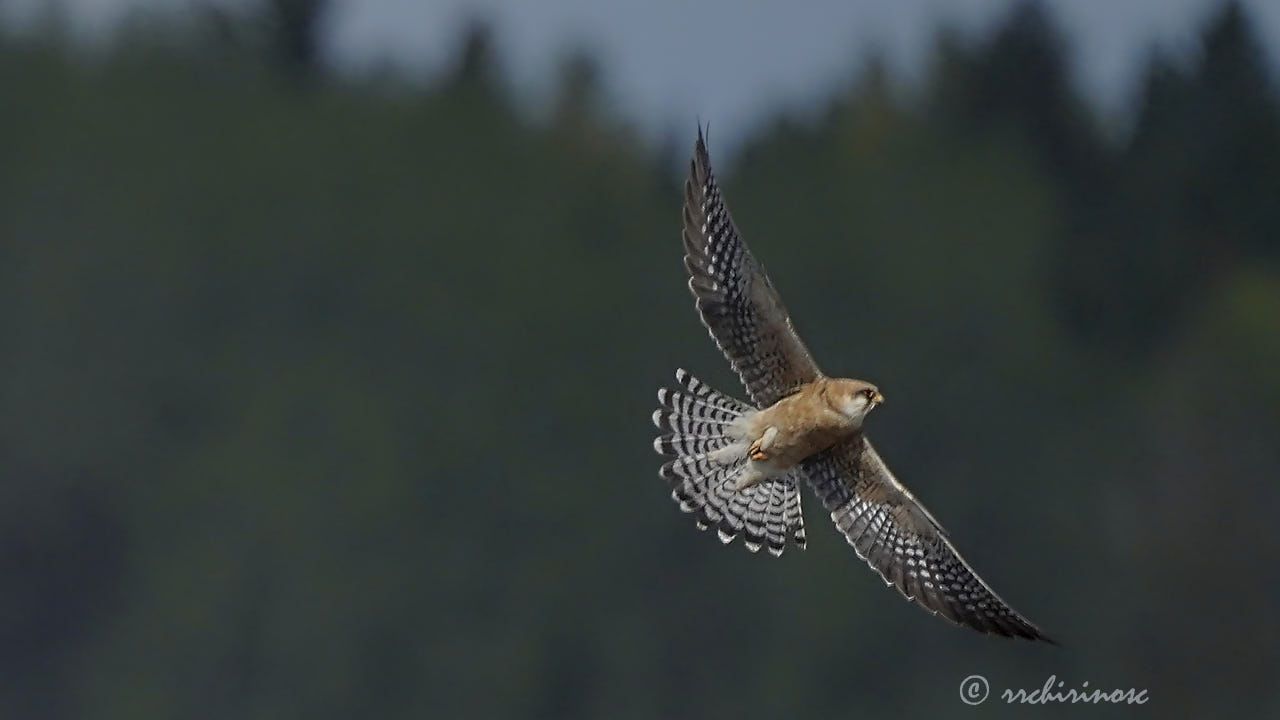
652, 127, 1056, 643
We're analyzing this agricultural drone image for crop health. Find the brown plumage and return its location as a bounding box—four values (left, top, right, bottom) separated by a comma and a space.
652, 126, 1056, 644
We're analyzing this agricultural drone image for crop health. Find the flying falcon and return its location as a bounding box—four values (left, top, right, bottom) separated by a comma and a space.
652, 128, 1055, 643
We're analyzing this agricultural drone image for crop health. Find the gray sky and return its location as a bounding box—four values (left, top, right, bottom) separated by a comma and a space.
6, 0, 1280, 149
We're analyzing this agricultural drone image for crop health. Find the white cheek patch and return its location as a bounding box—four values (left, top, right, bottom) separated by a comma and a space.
840, 395, 868, 418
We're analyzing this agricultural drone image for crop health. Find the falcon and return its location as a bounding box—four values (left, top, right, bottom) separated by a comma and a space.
652, 127, 1055, 643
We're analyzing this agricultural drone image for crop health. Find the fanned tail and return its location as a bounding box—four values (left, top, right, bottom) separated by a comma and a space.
652, 369, 806, 556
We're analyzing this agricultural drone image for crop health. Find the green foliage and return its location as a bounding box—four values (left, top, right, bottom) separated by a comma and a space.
1, 2, 1278, 718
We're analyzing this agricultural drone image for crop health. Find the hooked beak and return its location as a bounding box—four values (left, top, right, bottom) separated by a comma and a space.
871, 392, 885, 405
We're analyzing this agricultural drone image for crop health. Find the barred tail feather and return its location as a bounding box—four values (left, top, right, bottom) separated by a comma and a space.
784, 482, 807, 549
652, 369, 805, 557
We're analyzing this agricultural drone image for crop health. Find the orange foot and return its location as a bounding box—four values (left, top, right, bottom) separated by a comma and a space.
748, 438, 769, 461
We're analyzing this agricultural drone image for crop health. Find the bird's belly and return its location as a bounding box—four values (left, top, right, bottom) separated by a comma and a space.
769, 425, 848, 467
745, 403, 852, 469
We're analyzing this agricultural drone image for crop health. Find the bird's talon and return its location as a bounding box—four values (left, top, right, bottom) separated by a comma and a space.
747, 439, 769, 461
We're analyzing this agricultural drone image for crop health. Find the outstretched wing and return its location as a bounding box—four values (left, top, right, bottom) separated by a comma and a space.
681, 127, 821, 408
802, 435, 1056, 643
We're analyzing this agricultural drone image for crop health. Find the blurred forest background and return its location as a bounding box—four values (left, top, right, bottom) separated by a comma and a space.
2, 1, 1278, 718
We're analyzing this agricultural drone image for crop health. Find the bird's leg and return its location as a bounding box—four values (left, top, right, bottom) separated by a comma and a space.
747, 426, 777, 461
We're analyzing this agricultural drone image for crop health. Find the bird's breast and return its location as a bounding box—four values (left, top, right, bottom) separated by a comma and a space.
749, 387, 856, 467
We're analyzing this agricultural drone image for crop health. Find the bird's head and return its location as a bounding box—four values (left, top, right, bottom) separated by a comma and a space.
830, 379, 884, 424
